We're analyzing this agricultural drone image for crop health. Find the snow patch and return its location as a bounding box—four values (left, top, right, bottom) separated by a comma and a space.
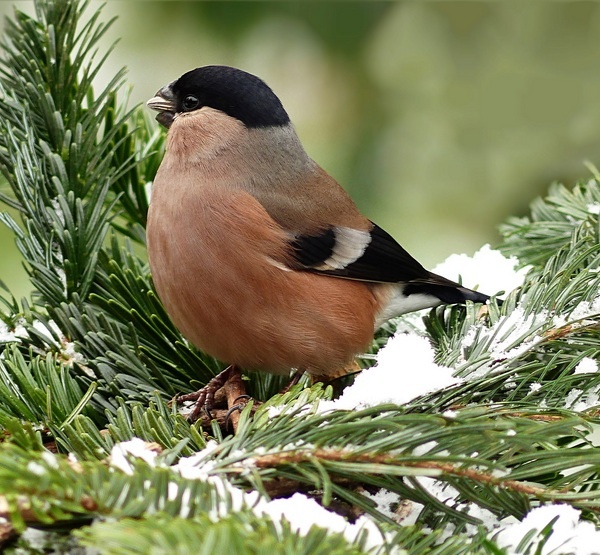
574, 357, 599, 375
564, 386, 600, 412
432, 244, 530, 296
319, 334, 459, 411
587, 202, 600, 215
459, 307, 547, 378
254, 493, 388, 553
109, 438, 160, 475
495, 504, 600, 555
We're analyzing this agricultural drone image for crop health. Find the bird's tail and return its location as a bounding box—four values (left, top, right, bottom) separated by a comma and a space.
404, 271, 499, 306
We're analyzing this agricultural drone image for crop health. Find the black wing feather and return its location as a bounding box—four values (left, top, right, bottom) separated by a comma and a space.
289, 227, 336, 267
286, 222, 494, 305
289, 222, 431, 283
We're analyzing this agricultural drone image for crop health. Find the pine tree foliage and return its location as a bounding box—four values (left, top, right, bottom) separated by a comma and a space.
0, 1, 599, 553
0, 0, 222, 420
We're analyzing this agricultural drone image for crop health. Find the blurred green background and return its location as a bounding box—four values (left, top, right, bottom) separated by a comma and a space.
2, 1, 600, 300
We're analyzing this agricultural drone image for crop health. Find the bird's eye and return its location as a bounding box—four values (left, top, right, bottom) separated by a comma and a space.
182, 95, 200, 111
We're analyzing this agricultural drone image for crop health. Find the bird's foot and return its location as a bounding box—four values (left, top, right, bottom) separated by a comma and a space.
175, 364, 240, 424
174, 365, 260, 433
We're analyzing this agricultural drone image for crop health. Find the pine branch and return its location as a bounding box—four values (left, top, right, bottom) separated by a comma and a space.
499, 177, 600, 267
416, 178, 600, 413
0, 0, 219, 419
75, 515, 372, 555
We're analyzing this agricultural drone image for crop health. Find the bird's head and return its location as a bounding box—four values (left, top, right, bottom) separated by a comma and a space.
147, 65, 290, 130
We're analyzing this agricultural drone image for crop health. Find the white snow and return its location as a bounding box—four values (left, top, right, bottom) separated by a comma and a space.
318, 333, 459, 411
587, 202, 600, 215
254, 493, 389, 553
529, 382, 542, 393
569, 296, 600, 322
30, 319, 62, 344
57, 267, 67, 293
495, 504, 600, 555
0, 318, 87, 368
459, 307, 547, 377
412, 477, 505, 535
0, 319, 27, 343
60, 338, 88, 368
432, 244, 530, 296
574, 357, 599, 375
362, 489, 403, 521
25, 453, 59, 476
171, 440, 221, 480
388, 310, 430, 335
26, 461, 47, 476
455, 288, 598, 379
41, 451, 59, 468
109, 438, 160, 475
107, 439, 389, 551
412, 440, 439, 456
145, 181, 153, 202
564, 386, 600, 413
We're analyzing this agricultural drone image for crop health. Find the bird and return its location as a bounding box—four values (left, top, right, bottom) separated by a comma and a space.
146, 65, 497, 415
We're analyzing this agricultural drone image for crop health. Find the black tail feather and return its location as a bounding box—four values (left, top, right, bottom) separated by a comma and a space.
404, 272, 502, 306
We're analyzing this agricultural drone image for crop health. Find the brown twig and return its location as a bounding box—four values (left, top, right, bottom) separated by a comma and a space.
250, 448, 549, 497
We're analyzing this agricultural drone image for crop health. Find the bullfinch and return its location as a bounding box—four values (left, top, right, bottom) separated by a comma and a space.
146, 65, 496, 403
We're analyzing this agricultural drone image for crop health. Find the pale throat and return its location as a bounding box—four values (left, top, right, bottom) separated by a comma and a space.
163, 113, 312, 192
165, 109, 247, 165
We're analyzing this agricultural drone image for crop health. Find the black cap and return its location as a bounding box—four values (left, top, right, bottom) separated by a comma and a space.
170, 65, 290, 128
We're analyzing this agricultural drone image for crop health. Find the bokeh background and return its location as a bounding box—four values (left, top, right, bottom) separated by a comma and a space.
2, 2, 600, 300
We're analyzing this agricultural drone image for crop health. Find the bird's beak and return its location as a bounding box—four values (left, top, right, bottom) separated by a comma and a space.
147, 81, 176, 128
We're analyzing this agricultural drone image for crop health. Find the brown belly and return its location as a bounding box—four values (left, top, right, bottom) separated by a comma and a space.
147, 186, 380, 376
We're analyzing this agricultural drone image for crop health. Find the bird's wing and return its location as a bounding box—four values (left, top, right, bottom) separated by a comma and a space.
287, 222, 432, 283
